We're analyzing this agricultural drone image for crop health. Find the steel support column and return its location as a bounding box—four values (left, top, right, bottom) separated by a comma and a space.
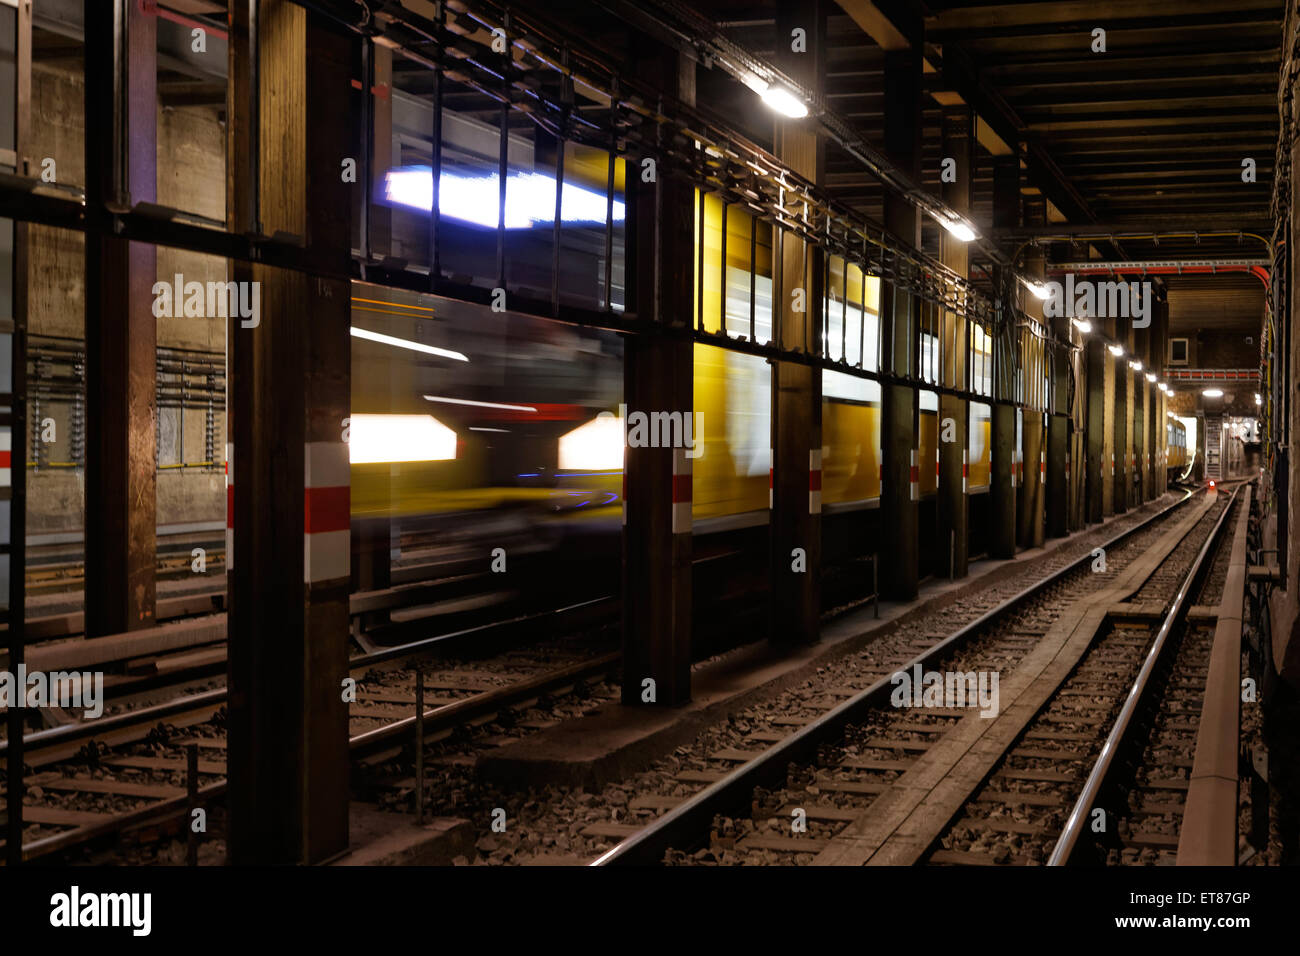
621, 45, 694, 704
1085, 336, 1105, 523
1135, 326, 1148, 502
769, 0, 825, 639
1113, 317, 1131, 513
1046, 306, 1070, 538
3, 0, 30, 867
225, 0, 352, 865
880, 40, 923, 597
988, 156, 1019, 558
83, 0, 157, 637
1018, 197, 1046, 549
938, 106, 971, 577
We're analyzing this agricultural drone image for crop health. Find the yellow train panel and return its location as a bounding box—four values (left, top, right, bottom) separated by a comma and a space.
694, 194, 773, 336
822, 401, 881, 503
692, 342, 770, 519
968, 402, 992, 489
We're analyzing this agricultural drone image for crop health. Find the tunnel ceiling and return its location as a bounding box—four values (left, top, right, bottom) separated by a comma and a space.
32, 0, 1278, 348
704, 0, 1279, 345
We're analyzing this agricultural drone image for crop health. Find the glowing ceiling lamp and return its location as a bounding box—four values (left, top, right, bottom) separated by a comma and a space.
1071, 318, 1092, 334
1108, 343, 1125, 357
1202, 388, 1224, 398
760, 83, 809, 118
1145, 372, 1157, 383
1129, 359, 1143, 371
1020, 276, 1050, 300
384, 166, 625, 227
1255, 393, 1263, 406
348, 414, 457, 464
938, 214, 977, 243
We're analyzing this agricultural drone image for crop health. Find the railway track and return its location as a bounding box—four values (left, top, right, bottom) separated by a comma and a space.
1048, 490, 1246, 867
590, 486, 1235, 866
925, 489, 1240, 866
1, 598, 619, 862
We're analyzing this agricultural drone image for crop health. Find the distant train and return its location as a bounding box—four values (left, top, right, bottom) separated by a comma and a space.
1166, 416, 1189, 479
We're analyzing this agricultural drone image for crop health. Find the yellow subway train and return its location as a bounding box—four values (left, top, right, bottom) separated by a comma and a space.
346, 190, 996, 540
1166, 416, 1189, 475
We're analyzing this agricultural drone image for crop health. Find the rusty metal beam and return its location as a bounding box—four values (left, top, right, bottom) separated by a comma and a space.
83, 0, 158, 637
225, 0, 352, 865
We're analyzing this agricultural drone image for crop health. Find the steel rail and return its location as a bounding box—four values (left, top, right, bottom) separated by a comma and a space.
12, 643, 623, 862
592, 487, 1202, 865
1047, 482, 1244, 866
0, 596, 618, 758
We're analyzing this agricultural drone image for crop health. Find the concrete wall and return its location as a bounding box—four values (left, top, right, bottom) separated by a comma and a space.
26, 63, 227, 535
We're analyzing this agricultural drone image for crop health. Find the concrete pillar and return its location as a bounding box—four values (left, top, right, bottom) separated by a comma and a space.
769, 1, 825, 639
1045, 265, 1070, 539
1111, 317, 1130, 513
1017, 198, 1046, 549
621, 45, 694, 703
938, 106, 971, 577
83, 0, 157, 636
1154, 294, 1169, 495
989, 157, 1020, 558
1134, 326, 1148, 502
1085, 336, 1105, 523
880, 42, 923, 597
225, 0, 352, 864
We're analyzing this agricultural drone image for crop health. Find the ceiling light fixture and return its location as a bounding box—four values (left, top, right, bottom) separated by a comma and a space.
759, 83, 809, 118
938, 215, 977, 243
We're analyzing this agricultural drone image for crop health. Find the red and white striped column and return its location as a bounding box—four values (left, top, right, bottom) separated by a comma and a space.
0, 426, 11, 489
672, 448, 692, 533
909, 448, 919, 502
304, 441, 350, 584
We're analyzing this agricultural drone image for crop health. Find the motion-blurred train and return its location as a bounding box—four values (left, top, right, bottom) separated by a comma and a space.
346, 193, 1000, 555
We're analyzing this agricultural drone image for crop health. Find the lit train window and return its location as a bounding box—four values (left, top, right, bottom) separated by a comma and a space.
724, 267, 773, 343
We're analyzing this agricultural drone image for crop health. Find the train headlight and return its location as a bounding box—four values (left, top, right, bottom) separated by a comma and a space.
559, 413, 624, 471
348, 414, 457, 463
